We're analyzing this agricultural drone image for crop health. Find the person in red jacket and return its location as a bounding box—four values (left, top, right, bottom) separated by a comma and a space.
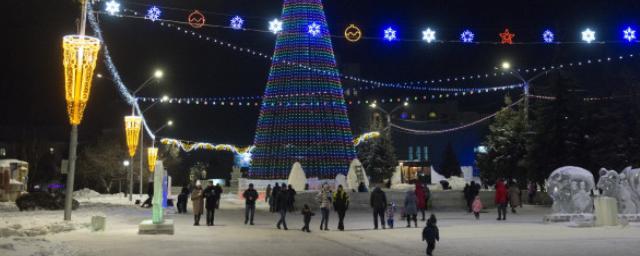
495, 179, 508, 221
415, 183, 427, 221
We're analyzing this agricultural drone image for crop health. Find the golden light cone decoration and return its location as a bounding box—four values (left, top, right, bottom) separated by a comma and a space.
62, 35, 101, 125
147, 147, 158, 172
124, 115, 142, 157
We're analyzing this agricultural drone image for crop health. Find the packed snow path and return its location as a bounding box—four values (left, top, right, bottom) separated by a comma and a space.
1, 194, 639, 256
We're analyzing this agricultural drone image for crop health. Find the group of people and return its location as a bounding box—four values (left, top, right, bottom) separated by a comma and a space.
265, 183, 297, 213
370, 182, 431, 230
182, 181, 223, 226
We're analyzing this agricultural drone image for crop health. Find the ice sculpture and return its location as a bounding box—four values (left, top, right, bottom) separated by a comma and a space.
597, 168, 640, 214
547, 166, 595, 214
287, 162, 307, 191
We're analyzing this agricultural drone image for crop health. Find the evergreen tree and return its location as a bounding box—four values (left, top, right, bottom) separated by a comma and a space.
524, 72, 587, 185
477, 96, 527, 185
356, 114, 398, 182
440, 142, 461, 178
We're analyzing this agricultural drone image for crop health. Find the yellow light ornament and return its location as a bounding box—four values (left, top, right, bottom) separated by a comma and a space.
147, 147, 158, 172
62, 35, 101, 125
124, 115, 142, 157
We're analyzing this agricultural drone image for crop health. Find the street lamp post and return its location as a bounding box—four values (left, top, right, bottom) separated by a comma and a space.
500, 61, 554, 130
131, 70, 162, 200
369, 101, 409, 135
62, 0, 101, 221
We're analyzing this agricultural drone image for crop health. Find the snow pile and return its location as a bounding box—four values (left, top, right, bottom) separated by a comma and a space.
0, 222, 78, 238
0, 237, 85, 256
447, 176, 467, 190
72, 188, 101, 199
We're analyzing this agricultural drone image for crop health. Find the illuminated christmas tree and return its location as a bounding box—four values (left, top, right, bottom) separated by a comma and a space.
249, 0, 356, 179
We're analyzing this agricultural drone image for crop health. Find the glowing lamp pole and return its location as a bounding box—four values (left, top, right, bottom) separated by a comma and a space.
134, 70, 163, 199
125, 115, 142, 202
147, 147, 158, 172
500, 61, 555, 130
369, 101, 409, 135
62, 0, 101, 221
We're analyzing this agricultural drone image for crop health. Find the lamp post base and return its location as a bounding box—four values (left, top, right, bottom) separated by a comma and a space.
138, 219, 174, 235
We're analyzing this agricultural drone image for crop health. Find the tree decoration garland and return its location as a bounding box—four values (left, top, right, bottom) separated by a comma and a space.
188, 10, 206, 28
250, 0, 357, 179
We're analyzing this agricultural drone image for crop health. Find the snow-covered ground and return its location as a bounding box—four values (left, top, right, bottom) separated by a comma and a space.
1, 191, 639, 256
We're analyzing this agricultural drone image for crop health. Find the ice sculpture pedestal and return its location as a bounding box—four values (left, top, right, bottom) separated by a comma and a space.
139, 161, 174, 235
594, 196, 618, 226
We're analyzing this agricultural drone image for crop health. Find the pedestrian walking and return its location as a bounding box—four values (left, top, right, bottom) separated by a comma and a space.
191, 183, 204, 226
386, 202, 396, 228
301, 204, 315, 233
213, 183, 223, 209
177, 186, 189, 214
333, 185, 349, 231
415, 183, 427, 221
204, 181, 217, 226
370, 186, 387, 229
276, 185, 289, 230
463, 184, 472, 212
404, 190, 418, 228
243, 183, 258, 225
495, 179, 508, 221
288, 184, 297, 212
528, 181, 537, 204
422, 214, 440, 256
317, 184, 332, 231
472, 195, 483, 220
508, 181, 522, 213
265, 184, 272, 203
270, 183, 280, 213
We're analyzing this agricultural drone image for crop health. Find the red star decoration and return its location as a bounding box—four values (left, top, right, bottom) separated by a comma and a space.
499, 28, 515, 44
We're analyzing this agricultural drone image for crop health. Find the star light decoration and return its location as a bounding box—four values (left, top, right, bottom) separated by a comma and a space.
269, 18, 283, 34
460, 30, 475, 43
422, 28, 436, 43
105, 0, 120, 16
145, 6, 161, 22
623, 27, 636, 42
384, 27, 397, 41
542, 29, 554, 43
499, 28, 515, 44
582, 28, 596, 43
230, 15, 244, 30
308, 22, 321, 36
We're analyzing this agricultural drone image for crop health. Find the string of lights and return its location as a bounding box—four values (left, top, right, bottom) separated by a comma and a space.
390, 98, 524, 135
136, 83, 523, 107
528, 94, 636, 102
88, 4, 156, 140
97, 8, 640, 93
104, 1, 640, 45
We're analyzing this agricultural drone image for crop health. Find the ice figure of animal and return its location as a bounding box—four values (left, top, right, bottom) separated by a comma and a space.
598, 168, 639, 214
547, 166, 595, 214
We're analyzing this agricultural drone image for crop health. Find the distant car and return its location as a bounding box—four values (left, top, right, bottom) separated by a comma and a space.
15, 192, 79, 211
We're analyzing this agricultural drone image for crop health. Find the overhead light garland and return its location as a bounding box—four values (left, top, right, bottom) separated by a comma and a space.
105, 8, 640, 92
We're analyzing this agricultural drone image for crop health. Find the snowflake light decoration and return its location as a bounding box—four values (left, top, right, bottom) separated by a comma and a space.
542, 30, 554, 43
269, 18, 283, 34
623, 27, 636, 42
422, 28, 436, 43
308, 22, 321, 36
582, 28, 596, 43
460, 30, 474, 43
230, 16, 244, 30
105, 0, 120, 16
384, 27, 397, 41
145, 6, 161, 21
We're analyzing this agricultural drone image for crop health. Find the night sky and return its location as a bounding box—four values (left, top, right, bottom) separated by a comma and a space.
3, 0, 640, 146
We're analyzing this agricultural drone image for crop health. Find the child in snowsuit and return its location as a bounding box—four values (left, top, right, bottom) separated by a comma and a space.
472, 195, 483, 220
422, 214, 440, 256
386, 202, 396, 229
301, 204, 315, 233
